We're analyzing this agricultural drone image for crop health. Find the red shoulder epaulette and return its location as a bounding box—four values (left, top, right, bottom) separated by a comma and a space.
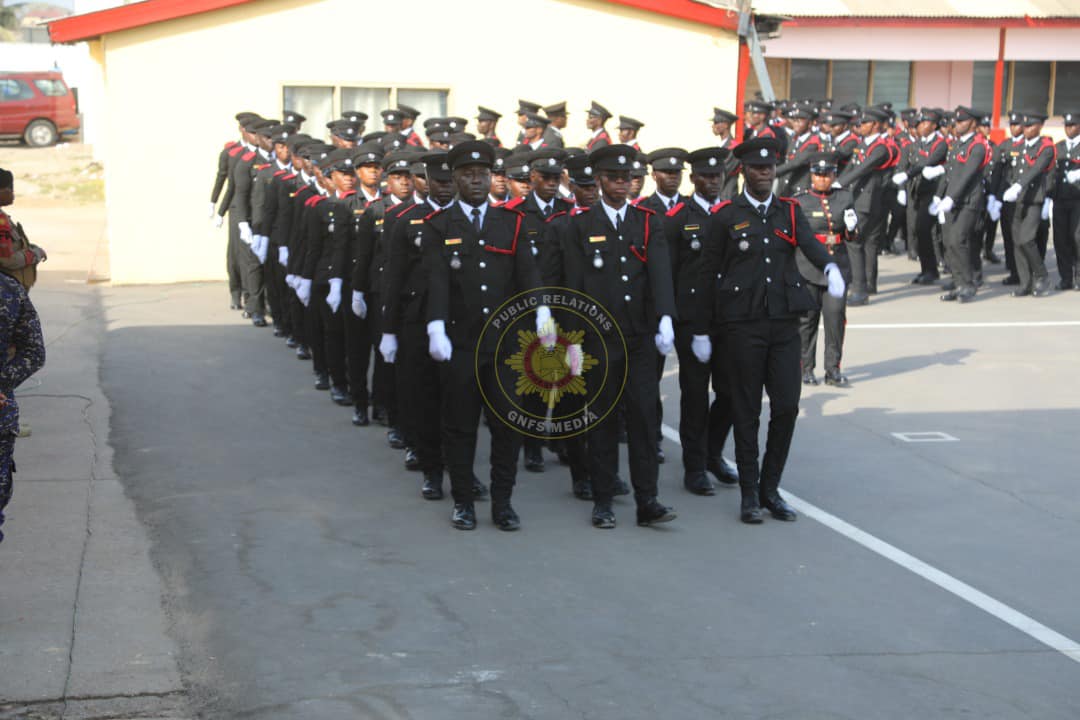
423, 206, 446, 222
544, 210, 567, 223
242, 151, 256, 162
665, 201, 685, 217
390, 202, 417, 218
490, 200, 505, 208
228, 145, 244, 158
282, 173, 297, 181
339, 190, 357, 198
273, 169, 288, 177
709, 200, 732, 214
225, 140, 239, 149
503, 196, 526, 210
629, 196, 645, 207
631, 200, 655, 215
254, 163, 270, 171
305, 195, 327, 208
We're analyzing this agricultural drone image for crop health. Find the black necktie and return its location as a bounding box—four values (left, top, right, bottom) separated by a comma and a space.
758, 204, 768, 220
471, 207, 481, 232
668, 199, 675, 211
542, 204, 552, 218
615, 213, 622, 233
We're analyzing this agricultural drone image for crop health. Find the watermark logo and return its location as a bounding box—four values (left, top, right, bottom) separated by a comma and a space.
478, 288, 626, 440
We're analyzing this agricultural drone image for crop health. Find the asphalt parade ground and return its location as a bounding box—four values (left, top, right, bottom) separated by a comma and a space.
4, 225, 1080, 718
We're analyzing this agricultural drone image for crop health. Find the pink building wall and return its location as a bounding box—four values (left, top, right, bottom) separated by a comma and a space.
912, 61, 974, 109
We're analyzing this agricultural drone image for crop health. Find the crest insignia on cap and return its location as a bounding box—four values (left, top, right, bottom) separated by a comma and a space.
471, 151, 480, 159
617, 155, 626, 164
584, 167, 593, 175
759, 148, 768, 158
708, 157, 717, 166
548, 158, 556, 166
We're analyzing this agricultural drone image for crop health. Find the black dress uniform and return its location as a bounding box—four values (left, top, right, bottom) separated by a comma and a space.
694, 137, 841, 524
585, 101, 613, 152
213, 112, 260, 308
541, 103, 567, 149
937, 108, 990, 302
422, 141, 543, 530
1052, 112, 1080, 290
991, 119, 1025, 283
663, 147, 737, 496
221, 119, 272, 317
561, 144, 678, 528
900, 111, 948, 283
793, 154, 855, 384
775, 110, 824, 197
1004, 115, 1055, 296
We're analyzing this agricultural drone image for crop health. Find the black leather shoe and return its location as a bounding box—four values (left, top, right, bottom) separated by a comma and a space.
802, 369, 818, 385
492, 503, 521, 531
1032, 278, 1053, 297
683, 471, 715, 496
706, 456, 739, 485
285, 336, 299, 348
940, 280, 956, 292
241, 310, 252, 319
1056, 280, 1075, 291
314, 373, 330, 391
252, 315, 268, 327
421, 473, 443, 500
940, 290, 959, 301
451, 503, 476, 530
912, 273, 940, 285
657, 442, 665, 464
372, 406, 388, 426
848, 292, 869, 306
761, 493, 798, 521
471, 475, 489, 500
572, 477, 593, 500
351, 407, 370, 426
957, 288, 976, 303
1011, 287, 1032, 297
330, 386, 350, 405
296, 345, 312, 360
524, 447, 545, 472
387, 428, 406, 449
867, 284, 878, 295
404, 448, 420, 471
740, 496, 763, 524
230, 301, 241, 311
612, 476, 630, 496
824, 370, 849, 387
1002, 275, 1021, 286
636, 498, 676, 526
272, 326, 286, 337
592, 501, 616, 529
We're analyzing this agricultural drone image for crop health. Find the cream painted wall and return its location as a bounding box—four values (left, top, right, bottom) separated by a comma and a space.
96, 0, 738, 284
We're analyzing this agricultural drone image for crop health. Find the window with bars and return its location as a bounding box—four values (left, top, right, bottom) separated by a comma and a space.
786, 59, 911, 107
281, 85, 449, 138
971, 61, 1080, 119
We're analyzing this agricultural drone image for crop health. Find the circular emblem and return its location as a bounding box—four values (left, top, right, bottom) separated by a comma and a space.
441, 163, 449, 171
414, 236, 422, 247
477, 288, 627, 440
471, 151, 481, 160
759, 148, 769, 158
690, 239, 701, 251
584, 167, 593, 176
617, 155, 626, 164
708, 157, 717, 166
450, 255, 461, 269
668, 158, 677, 166
738, 240, 750, 251
593, 253, 604, 269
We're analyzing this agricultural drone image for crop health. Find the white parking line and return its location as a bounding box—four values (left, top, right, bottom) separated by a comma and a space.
659, 422, 1080, 665
848, 321, 1080, 329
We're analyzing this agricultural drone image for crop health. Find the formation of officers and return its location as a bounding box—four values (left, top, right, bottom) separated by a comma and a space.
208, 96, 1075, 531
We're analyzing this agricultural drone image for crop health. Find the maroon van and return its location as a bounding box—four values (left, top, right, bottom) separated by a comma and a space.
0, 70, 81, 146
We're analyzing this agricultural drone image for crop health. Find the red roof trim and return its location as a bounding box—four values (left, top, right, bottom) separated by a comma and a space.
788, 15, 1080, 29
603, 0, 740, 31
48, 0, 258, 43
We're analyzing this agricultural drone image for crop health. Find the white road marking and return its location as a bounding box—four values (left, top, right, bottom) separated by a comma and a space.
891, 431, 959, 443
848, 321, 1080, 329
660, 422, 1080, 665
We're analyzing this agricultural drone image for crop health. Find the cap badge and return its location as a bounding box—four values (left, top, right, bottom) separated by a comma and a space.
584, 167, 592, 175
617, 155, 626, 164
760, 149, 768, 158
471, 151, 480, 159
708, 157, 717, 166
548, 158, 556, 166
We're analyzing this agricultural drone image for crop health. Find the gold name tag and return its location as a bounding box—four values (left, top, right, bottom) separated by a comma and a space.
445, 238, 462, 246
375, 219, 383, 226
589, 235, 607, 243
812, 211, 824, 217
734, 221, 750, 231
354, 209, 364, 215
684, 224, 699, 231
410, 219, 424, 225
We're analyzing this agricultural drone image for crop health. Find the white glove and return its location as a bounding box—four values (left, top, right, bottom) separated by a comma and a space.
938, 196, 954, 215
278, 246, 288, 267
654, 315, 674, 355
351, 290, 367, 319
253, 236, 268, 264
213, 214, 224, 229
208, 202, 217, 220
988, 198, 1002, 222
297, 278, 312, 307
896, 189, 907, 207
1042, 198, 1053, 220
928, 196, 942, 216
427, 320, 452, 362
831, 181, 842, 189
921, 165, 945, 180
238, 221, 253, 244
843, 208, 858, 231
891, 171, 908, 186
824, 263, 845, 299
986, 195, 998, 213
1002, 183, 1022, 203
691, 334, 712, 364
325, 278, 342, 313
564, 343, 584, 376
379, 333, 398, 363
536, 305, 556, 348
285, 274, 296, 289
937, 210, 947, 225
1067, 168, 1080, 184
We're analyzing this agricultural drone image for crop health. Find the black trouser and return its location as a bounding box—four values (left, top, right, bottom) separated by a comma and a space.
801, 283, 846, 374
1001, 202, 1018, 278
849, 197, 885, 293
725, 317, 801, 495
674, 325, 732, 474
288, 287, 307, 347
367, 292, 396, 424
656, 354, 666, 444
1012, 202, 1049, 289
1037, 218, 1050, 260
910, 192, 939, 278
314, 283, 348, 388
586, 333, 659, 505
439, 347, 522, 505
237, 241, 265, 316
226, 217, 244, 305
884, 186, 905, 248
982, 216, 998, 258
1053, 200, 1080, 286
265, 244, 289, 334
398, 321, 442, 474
943, 205, 979, 292
345, 290, 371, 409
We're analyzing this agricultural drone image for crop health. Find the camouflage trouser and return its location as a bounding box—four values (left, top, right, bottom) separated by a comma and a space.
0, 433, 15, 543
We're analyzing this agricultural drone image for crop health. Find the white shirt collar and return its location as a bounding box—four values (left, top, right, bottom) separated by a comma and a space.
863, 132, 881, 145
834, 129, 851, 143
275, 159, 291, 171
300, 171, 315, 186
257, 148, 271, 161
428, 197, 451, 211
1067, 136, 1080, 151
796, 131, 812, 144
458, 199, 490, 227
959, 131, 975, 143
600, 199, 626, 228
693, 193, 715, 213
488, 193, 505, 205
531, 192, 553, 215
743, 190, 773, 214
528, 138, 544, 150
655, 191, 679, 209
1025, 135, 1040, 147
361, 187, 380, 203
591, 127, 606, 139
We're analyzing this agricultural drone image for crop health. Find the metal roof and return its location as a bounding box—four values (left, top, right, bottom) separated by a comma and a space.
752, 0, 1080, 18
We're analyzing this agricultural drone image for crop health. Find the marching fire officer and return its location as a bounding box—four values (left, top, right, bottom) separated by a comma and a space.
561, 143, 678, 530
1000, 113, 1055, 297
421, 141, 547, 531
793, 152, 856, 386
585, 101, 613, 151
693, 137, 846, 524
775, 103, 823, 197
893, 107, 948, 285
663, 146, 739, 496
1052, 110, 1080, 290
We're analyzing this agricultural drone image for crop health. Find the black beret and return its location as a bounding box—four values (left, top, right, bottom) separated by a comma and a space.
517, 99, 541, 114
522, 112, 550, 128
351, 142, 385, 166
380, 109, 403, 125
543, 101, 567, 116
744, 100, 773, 114
421, 150, 452, 182
321, 148, 356, 174
397, 104, 421, 119
565, 153, 595, 185
953, 106, 980, 122
1022, 111, 1048, 125
1063, 111, 1080, 125
504, 153, 532, 180
383, 149, 414, 173
341, 111, 368, 125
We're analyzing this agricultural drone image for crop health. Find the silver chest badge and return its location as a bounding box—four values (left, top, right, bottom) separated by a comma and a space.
450, 253, 461, 270
328, 222, 335, 233
593, 251, 604, 269
414, 233, 422, 247
690, 238, 701, 251
738, 240, 750, 251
